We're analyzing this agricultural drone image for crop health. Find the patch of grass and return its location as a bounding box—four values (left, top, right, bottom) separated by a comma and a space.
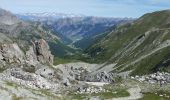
5, 81, 18, 89
139, 92, 170, 100
85, 10, 170, 75
39, 89, 54, 97
131, 46, 170, 75
95, 89, 129, 99
69, 94, 87, 100
53, 57, 78, 65
68, 88, 129, 100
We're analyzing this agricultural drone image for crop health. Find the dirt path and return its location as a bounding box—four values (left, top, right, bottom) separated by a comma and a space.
111, 85, 143, 100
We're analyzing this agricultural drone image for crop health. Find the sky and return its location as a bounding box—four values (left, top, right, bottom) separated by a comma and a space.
0, 0, 170, 18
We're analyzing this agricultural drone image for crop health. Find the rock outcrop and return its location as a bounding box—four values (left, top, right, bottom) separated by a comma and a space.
0, 43, 24, 64
0, 39, 53, 71
33, 39, 53, 65
25, 39, 53, 66
0, 39, 60, 91
26, 46, 38, 66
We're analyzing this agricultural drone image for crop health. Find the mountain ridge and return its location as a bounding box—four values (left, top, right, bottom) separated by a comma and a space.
17, 13, 134, 50
85, 10, 170, 75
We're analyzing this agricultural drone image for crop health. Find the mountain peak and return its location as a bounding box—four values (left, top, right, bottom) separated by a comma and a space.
0, 8, 20, 25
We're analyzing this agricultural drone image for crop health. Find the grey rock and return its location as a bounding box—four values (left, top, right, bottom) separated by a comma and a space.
33, 39, 53, 65
63, 79, 70, 86
0, 43, 24, 64
26, 46, 38, 63
35, 67, 55, 80
0, 51, 3, 60
0, 8, 20, 25
85, 71, 115, 83
10, 68, 35, 81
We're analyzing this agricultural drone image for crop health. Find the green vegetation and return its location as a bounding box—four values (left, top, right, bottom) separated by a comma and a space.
130, 46, 170, 75
5, 81, 18, 89
74, 30, 110, 50
48, 39, 77, 58
53, 57, 75, 65
68, 89, 129, 100
139, 92, 170, 100
85, 10, 170, 75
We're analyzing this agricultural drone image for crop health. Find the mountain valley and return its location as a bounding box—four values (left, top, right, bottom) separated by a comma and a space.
1, 8, 170, 100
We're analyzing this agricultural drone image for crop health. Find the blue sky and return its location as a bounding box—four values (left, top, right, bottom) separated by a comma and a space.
0, 0, 170, 18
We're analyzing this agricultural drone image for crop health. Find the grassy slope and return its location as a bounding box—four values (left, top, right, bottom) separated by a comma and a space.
85, 10, 170, 75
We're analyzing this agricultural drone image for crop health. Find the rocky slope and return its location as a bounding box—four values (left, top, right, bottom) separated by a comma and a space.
0, 39, 72, 99
0, 8, 79, 59
0, 33, 116, 100
0, 8, 120, 100
86, 10, 170, 75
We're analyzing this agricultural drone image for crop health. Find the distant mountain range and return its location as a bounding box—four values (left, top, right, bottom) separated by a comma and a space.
16, 12, 133, 21
16, 12, 85, 21
17, 13, 134, 49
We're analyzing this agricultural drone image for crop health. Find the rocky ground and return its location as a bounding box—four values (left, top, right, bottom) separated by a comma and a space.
1, 39, 170, 100
0, 39, 119, 100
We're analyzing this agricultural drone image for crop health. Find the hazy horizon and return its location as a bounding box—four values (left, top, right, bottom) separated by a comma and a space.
1, 0, 170, 18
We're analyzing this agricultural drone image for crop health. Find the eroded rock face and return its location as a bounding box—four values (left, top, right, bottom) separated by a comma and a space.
25, 46, 39, 67
33, 39, 53, 65
0, 43, 24, 64
25, 39, 54, 67
0, 39, 54, 71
